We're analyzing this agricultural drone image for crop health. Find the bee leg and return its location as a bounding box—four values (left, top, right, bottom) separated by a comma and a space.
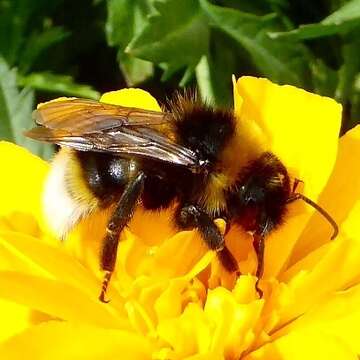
253, 231, 265, 297
217, 246, 239, 273
176, 205, 238, 272
99, 172, 145, 303
253, 217, 272, 298
177, 205, 224, 249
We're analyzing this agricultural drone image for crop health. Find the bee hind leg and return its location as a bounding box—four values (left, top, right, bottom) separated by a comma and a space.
99, 172, 145, 303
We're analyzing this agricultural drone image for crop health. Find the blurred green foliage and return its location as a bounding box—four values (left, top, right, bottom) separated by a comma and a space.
0, 0, 359, 158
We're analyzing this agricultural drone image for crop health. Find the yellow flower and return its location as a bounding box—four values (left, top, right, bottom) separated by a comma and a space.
0, 76, 359, 359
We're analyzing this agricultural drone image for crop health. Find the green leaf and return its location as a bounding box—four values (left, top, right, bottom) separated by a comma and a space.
0, 0, 64, 66
118, 53, 154, 86
159, 62, 182, 82
335, 29, 360, 103
336, 29, 360, 131
0, 0, 32, 65
0, 57, 53, 158
19, 27, 69, 74
196, 56, 217, 105
106, 0, 154, 85
310, 59, 338, 97
106, 0, 153, 49
200, 0, 310, 87
179, 64, 196, 87
269, 0, 360, 40
18, 72, 100, 100
195, 38, 234, 108
0, 57, 33, 143
126, 0, 209, 78
349, 83, 360, 131
0, 58, 18, 141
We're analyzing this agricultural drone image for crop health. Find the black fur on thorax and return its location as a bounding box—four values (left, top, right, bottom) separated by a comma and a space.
169, 93, 236, 167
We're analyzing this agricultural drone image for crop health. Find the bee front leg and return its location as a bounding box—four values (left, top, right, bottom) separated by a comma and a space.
253, 232, 265, 297
175, 205, 238, 272
99, 172, 145, 303
253, 216, 272, 298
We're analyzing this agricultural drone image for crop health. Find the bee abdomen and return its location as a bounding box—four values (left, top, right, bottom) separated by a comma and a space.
43, 149, 99, 238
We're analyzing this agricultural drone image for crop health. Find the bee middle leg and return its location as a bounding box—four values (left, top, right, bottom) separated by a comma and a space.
175, 205, 238, 272
99, 172, 145, 303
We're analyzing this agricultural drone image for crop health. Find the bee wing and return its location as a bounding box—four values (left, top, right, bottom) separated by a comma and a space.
25, 98, 201, 170
31, 98, 173, 130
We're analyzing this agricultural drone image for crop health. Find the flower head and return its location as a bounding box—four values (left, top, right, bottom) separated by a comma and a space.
0, 77, 359, 359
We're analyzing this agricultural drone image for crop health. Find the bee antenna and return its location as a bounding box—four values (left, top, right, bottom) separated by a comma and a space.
288, 193, 338, 240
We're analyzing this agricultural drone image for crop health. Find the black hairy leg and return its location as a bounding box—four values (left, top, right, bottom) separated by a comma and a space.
176, 204, 224, 250
253, 216, 273, 298
175, 204, 238, 272
253, 232, 265, 297
99, 172, 145, 303
217, 246, 239, 273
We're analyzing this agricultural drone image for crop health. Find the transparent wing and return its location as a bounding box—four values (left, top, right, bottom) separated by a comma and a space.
25, 98, 201, 170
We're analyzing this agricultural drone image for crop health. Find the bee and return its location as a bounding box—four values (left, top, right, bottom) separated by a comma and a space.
25, 93, 338, 302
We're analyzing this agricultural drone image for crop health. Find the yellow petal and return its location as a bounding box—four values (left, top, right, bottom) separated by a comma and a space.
0, 322, 154, 360
0, 271, 128, 329
150, 231, 208, 279
130, 207, 177, 246
157, 302, 212, 358
0, 299, 30, 343
245, 328, 356, 360
0, 232, 49, 277
233, 76, 342, 278
0, 142, 48, 223
0, 231, 119, 304
119, 229, 208, 281
184, 354, 224, 360
292, 125, 360, 262
266, 233, 360, 332
124, 299, 156, 335
37, 96, 76, 109
0, 213, 42, 238
273, 283, 360, 355
100, 88, 161, 111
154, 278, 193, 320
204, 287, 263, 359
234, 77, 341, 196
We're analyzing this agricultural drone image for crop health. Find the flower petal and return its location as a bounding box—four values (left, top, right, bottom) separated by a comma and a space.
272, 283, 360, 356
264, 233, 360, 333
0, 230, 125, 306
100, 88, 161, 111
204, 286, 263, 359
234, 77, 341, 196
233, 76, 342, 278
0, 142, 48, 224
245, 328, 356, 360
0, 271, 128, 329
157, 302, 212, 358
0, 299, 30, 343
0, 322, 154, 359
117, 228, 209, 281
291, 125, 360, 262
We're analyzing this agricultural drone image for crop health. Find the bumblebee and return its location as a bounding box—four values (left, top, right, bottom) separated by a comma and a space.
25, 93, 338, 302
